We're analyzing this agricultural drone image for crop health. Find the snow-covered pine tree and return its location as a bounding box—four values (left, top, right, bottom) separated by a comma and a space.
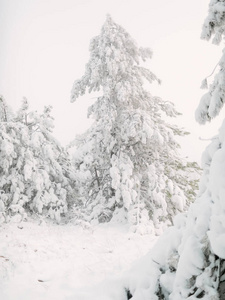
71, 15, 199, 233
0, 95, 14, 122
0, 97, 76, 223
120, 1, 225, 299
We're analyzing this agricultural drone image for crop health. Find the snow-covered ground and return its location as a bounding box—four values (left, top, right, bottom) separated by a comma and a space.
0, 219, 157, 300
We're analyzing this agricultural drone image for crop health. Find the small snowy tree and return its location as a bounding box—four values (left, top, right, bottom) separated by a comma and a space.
0, 97, 76, 223
71, 15, 199, 233
0, 95, 14, 122
119, 1, 225, 299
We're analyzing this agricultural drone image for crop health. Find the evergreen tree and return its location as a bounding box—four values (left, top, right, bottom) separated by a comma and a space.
120, 1, 225, 299
0, 95, 14, 122
71, 15, 199, 233
0, 97, 76, 223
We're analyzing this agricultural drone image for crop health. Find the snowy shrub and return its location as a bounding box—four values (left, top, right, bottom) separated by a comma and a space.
70, 15, 200, 233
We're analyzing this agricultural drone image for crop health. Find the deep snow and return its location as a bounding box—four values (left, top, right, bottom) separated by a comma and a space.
0, 218, 157, 300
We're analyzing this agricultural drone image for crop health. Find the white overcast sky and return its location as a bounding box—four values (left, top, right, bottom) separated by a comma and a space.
0, 0, 224, 163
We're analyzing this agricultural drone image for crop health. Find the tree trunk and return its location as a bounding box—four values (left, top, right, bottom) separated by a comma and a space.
219, 260, 225, 299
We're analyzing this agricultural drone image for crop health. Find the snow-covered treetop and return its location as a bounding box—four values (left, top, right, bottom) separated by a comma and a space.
16, 97, 55, 134
196, 0, 225, 124
71, 14, 160, 105
0, 95, 14, 122
71, 14, 181, 130
201, 0, 225, 44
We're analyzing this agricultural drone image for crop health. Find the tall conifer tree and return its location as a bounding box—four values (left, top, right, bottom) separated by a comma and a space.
71, 15, 199, 233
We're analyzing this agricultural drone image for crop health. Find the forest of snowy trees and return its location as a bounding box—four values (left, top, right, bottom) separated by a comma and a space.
2, 0, 225, 299
0, 15, 200, 235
